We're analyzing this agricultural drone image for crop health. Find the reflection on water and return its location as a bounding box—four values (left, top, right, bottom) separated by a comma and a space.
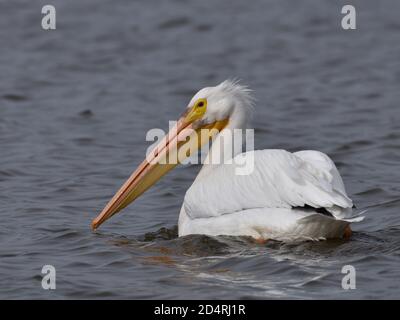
1, 0, 400, 299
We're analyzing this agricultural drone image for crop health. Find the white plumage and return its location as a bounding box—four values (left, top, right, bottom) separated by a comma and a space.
179, 149, 362, 241
176, 80, 363, 241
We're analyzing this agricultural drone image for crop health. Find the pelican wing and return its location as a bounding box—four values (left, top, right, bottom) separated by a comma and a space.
183, 149, 353, 220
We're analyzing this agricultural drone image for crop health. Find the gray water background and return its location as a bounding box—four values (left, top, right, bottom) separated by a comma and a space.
1, 0, 400, 299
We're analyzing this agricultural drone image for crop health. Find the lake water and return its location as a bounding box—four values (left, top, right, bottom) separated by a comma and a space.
1, 0, 400, 299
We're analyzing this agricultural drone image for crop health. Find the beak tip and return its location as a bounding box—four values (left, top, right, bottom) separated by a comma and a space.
91, 219, 99, 231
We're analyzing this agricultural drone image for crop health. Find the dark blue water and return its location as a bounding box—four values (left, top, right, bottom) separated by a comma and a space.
1, 0, 400, 299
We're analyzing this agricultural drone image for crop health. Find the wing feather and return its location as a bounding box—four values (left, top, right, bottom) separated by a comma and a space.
183, 149, 353, 220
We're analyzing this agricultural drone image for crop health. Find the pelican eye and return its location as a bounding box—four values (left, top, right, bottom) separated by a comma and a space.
195, 98, 207, 109
185, 98, 207, 123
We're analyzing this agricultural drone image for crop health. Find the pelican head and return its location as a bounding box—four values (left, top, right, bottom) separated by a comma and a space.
186, 80, 254, 129
91, 80, 254, 230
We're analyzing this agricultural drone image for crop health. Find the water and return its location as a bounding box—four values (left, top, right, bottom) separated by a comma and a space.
1, 0, 400, 299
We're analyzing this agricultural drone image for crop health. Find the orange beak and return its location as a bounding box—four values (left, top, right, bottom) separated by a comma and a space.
91, 110, 228, 230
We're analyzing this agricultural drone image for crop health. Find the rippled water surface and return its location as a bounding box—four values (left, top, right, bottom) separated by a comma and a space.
1, 0, 400, 299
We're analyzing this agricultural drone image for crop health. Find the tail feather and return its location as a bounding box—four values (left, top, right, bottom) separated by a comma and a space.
296, 213, 350, 240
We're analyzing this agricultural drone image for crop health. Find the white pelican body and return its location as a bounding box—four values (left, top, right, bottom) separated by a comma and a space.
92, 80, 363, 241
179, 149, 361, 241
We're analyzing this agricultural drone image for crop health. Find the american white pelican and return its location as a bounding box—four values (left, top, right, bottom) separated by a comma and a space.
92, 80, 363, 242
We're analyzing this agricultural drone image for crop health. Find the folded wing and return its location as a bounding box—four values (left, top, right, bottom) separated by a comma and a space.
183, 149, 354, 220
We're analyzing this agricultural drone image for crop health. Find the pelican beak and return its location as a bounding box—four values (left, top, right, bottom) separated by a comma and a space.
91, 108, 228, 230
